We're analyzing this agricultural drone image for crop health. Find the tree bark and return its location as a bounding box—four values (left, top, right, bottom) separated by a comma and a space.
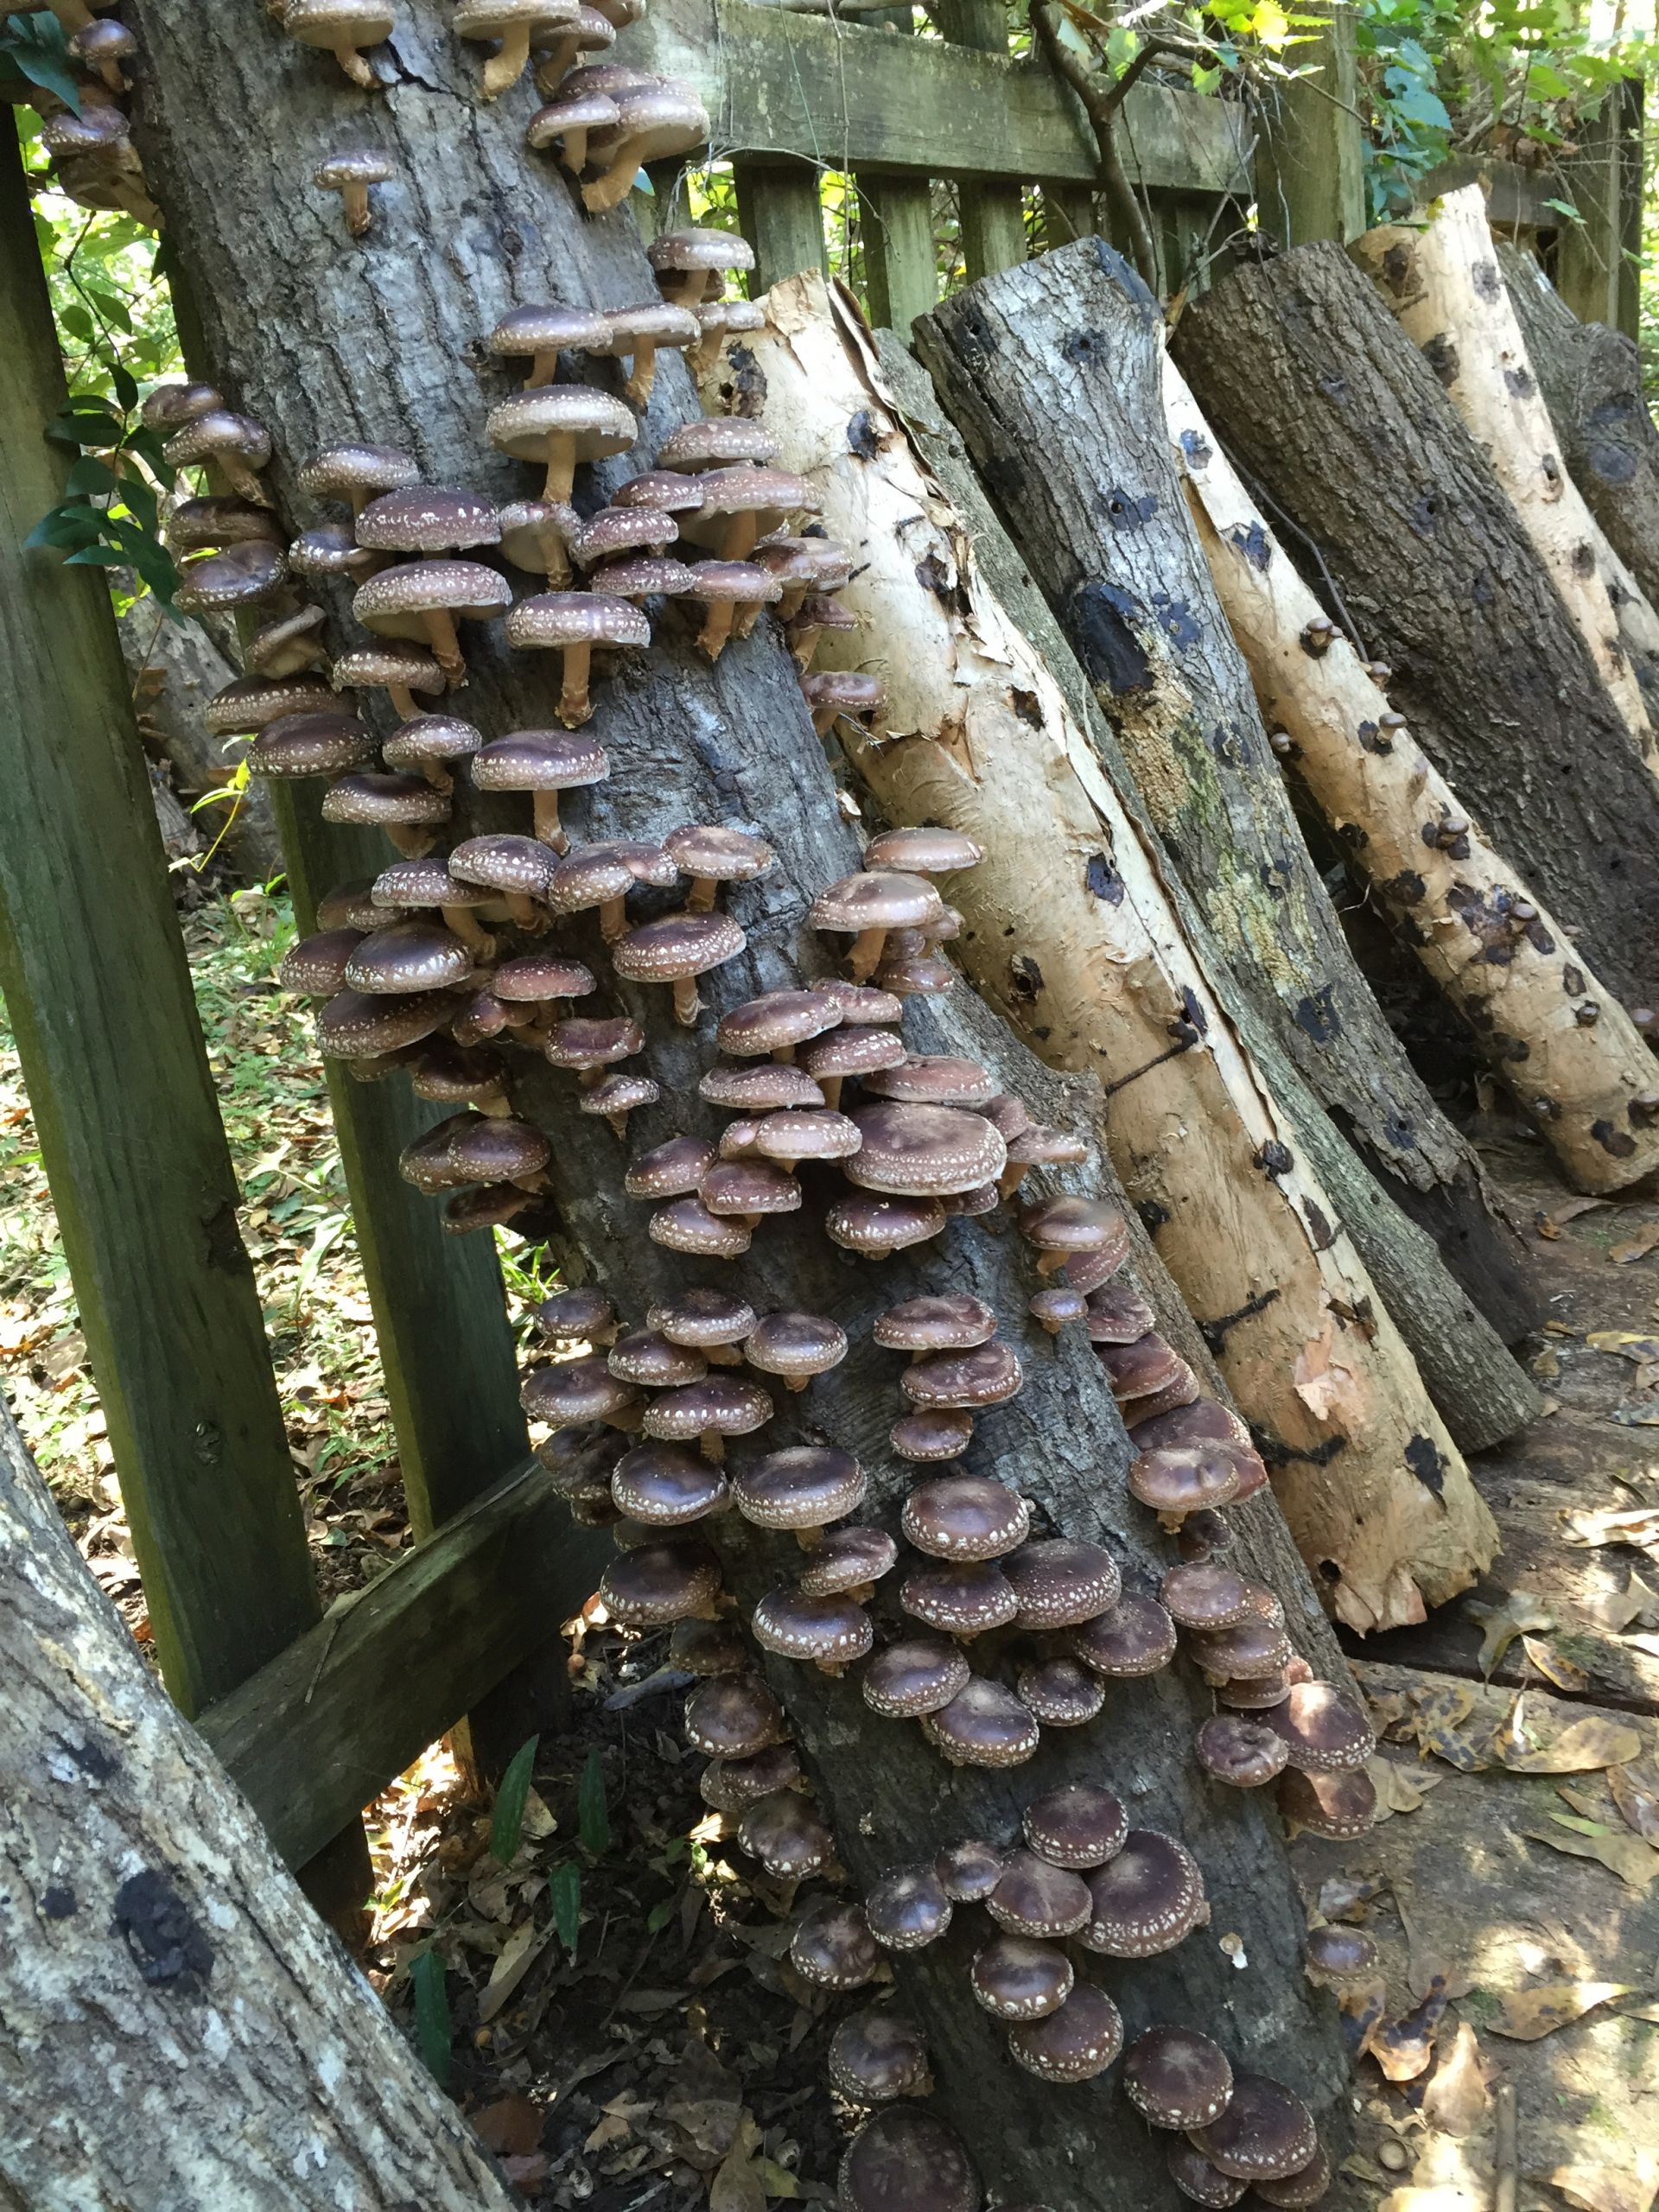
731, 269, 1499, 1627
1498, 238, 1659, 697
120, 3, 1349, 2196
912, 239, 1536, 1343
1351, 188, 1659, 750
869, 324, 1542, 1459
1171, 239, 1659, 1013
1161, 353, 1659, 1194
0, 1389, 519, 2212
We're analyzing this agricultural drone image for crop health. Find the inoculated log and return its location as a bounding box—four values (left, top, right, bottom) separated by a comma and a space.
124, 3, 1348, 2195
1351, 186, 1659, 750
913, 240, 1535, 1338
870, 327, 1541, 1460
1161, 354, 1659, 1194
0, 1395, 519, 2212
1499, 238, 1659, 678
1171, 241, 1659, 1009
730, 269, 1498, 1628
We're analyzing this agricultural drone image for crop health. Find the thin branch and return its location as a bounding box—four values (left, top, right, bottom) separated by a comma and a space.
1029, 0, 1159, 286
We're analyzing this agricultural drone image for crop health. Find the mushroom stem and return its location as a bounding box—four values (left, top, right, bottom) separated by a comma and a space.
603, 1108, 631, 1137
387, 683, 425, 721
560, 124, 594, 173
768, 1042, 797, 1064
92, 54, 126, 92
792, 1527, 824, 1551
526, 348, 559, 389
697, 601, 737, 660
671, 976, 703, 1027
212, 454, 272, 508
791, 624, 825, 673
846, 925, 888, 982
531, 791, 569, 853
480, 28, 534, 97
705, 1344, 743, 1366
820, 1075, 844, 1112
421, 609, 467, 683
341, 178, 373, 236
688, 334, 721, 381
733, 599, 766, 642
698, 1428, 726, 1465
599, 893, 629, 942
1034, 1250, 1065, 1277
333, 39, 378, 89
47, 0, 94, 29
620, 342, 658, 411
719, 513, 761, 562
543, 435, 579, 505
505, 892, 542, 927
385, 823, 439, 858
997, 1162, 1031, 1198
414, 760, 454, 794
582, 149, 642, 215
686, 874, 720, 914
479, 1094, 512, 1117
782, 1375, 810, 1395
557, 641, 594, 727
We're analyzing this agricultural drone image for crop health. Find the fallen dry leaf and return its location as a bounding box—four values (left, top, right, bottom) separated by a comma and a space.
471, 2094, 543, 2158
1489, 1980, 1633, 2040
1521, 1636, 1593, 1694
1610, 1224, 1659, 1264
476, 1919, 554, 2025
1586, 1571, 1659, 1632
1562, 1507, 1659, 1553
1385, 1681, 1490, 1770
1587, 1332, 1659, 1364
1609, 1761, 1659, 1842
1538, 1197, 1610, 1238
1369, 1976, 1449, 2082
1467, 1591, 1555, 1675
1369, 1755, 1444, 1819
1524, 1822, 1659, 1891
1420, 2021, 1490, 2134
1496, 1700, 1643, 1774
1551, 2164, 1659, 2212
709, 2115, 770, 2212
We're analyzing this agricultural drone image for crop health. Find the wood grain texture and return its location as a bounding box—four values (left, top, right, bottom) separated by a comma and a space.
0, 125, 318, 1721
122, 5, 1347, 2190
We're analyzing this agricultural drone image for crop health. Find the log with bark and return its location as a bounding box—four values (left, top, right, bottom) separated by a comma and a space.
724, 268, 1500, 1628
1499, 240, 1659, 620
1170, 240, 1659, 1012
1159, 353, 1659, 1194
1351, 187, 1659, 747
0, 1388, 519, 2210
121, 3, 1350, 2196
912, 240, 1537, 1341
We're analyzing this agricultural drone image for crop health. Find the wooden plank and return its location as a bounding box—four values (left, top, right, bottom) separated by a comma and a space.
621, 0, 1248, 192
860, 170, 938, 339
0, 126, 321, 1722
1040, 181, 1097, 251
1427, 152, 1578, 236
1253, 2, 1364, 248
196, 1460, 613, 1870
736, 161, 828, 288
1553, 78, 1643, 340
938, 0, 1027, 281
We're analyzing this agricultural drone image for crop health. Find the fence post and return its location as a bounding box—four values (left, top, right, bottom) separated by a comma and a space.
1554, 77, 1643, 340
853, 10, 939, 344
736, 162, 829, 289
1254, 2, 1365, 249
938, 0, 1028, 278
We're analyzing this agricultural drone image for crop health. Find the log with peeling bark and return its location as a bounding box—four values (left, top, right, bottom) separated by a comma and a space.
1160, 353, 1659, 1194
1351, 187, 1659, 753
912, 241, 1535, 1343
0, 1390, 520, 2211
1499, 240, 1659, 614
1171, 241, 1659, 1012
121, 3, 1349, 2193
724, 269, 1499, 1628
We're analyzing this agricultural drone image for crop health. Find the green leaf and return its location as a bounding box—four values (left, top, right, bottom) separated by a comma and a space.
549, 1861, 582, 1958
3, 11, 82, 110
577, 1745, 611, 1857
64, 454, 119, 498
62, 543, 131, 567
408, 1950, 452, 2088
489, 1733, 541, 1865
111, 359, 139, 408
25, 503, 103, 550
646, 1895, 676, 1934
58, 303, 94, 342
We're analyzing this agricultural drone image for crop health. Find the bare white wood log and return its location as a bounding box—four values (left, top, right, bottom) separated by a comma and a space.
734, 271, 1498, 1630
0, 1390, 519, 2212
1352, 185, 1659, 765
1162, 354, 1659, 1195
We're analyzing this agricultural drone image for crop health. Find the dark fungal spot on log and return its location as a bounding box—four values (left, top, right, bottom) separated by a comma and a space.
1302, 1198, 1336, 1249
1084, 852, 1125, 904
1404, 1433, 1446, 1497
1593, 1119, 1639, 1159
1010, 688, 1043, 728
1408, 494, 1440, 537
1563, 965, 1585, 996
1067, 582, 1154, 695
1099, 484, 1157, 531
915, 550, 969, 619
1136, 1198, 1171, 1233
947, 296, 1000, 367
1200, 1286, 1281, 1351
1378, 243, 1412, 293
1179, 426, 1212, 467
1382, 869, 1427, 905
1150, 591, 1202, 652
1179, 987, 1208, 1035
1526, 917, 1555, 956
1255, 1140, 1293, 1178
1493, 1033, 1531, 1063
1422, 334, 1459, 386
1472, 258, 1502, 302
1090, 235, 1158, 317
1010, 952, 1045, 1001
1571, 542, 1595, 578
55, 1731, 117, 1781
1586, 438, 1636, 486
1229, 520, 1271, 571
847, 410, 880, 461
41, 1885, 77, 1919
1471, 568, 1496, 607
1061, 327, 1112, 370
1503, 365, 1536, 401
112, 1868, 214, 1994
1293, 988, 1341, 1046
1383, 1112, 1418, 1153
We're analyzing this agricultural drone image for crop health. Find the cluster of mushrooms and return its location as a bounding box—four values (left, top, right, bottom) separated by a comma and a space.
29, 2, 158, 227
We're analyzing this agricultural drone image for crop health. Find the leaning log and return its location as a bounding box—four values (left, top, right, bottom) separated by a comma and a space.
1161, 354, 1659, 1194
123, 2, 1350, 2196
1351, 187, 1659, 750
1171, 240, 1659, 1009
0, 1391, 519, 2211
732, 269, 1498, 1626
913, 240, 1535, 1340
1500, 240, 1659, 615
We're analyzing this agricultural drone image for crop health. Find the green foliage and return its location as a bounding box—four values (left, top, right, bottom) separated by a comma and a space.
1, 10, 79, 109
577, 1745, 611, 1857
488, 1734, 541, 1865
408, 1948, 454, 2088
548, 1859, 582, 1957
27, 384, 179, 607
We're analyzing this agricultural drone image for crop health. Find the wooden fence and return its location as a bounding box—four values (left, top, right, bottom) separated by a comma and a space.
0, 0, 1643, 1904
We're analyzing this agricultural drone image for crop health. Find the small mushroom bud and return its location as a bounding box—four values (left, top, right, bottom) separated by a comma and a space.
314, 146, 395, 235
283, 0, 394, 89
1299, 615, 1338, 658
828, 2011, 932, 2106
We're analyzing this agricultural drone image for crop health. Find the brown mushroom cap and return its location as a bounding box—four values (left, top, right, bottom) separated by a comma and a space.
699, 1158, 801, 1219
845, 1103, 1007, 1198
1167, 2143, 1247, 2209
798, 1027, 910, 1084
1188, 1613, 1295, 1681
472, 728, 608, 796
669, 1616, 747, 1677
1196, 1713, 1291, 1789
900, 1341, 1023, 1412
791, 1902, 881, 1991
609, 1442, 728, 1524
1003, 1539, 1122, 1631
934, 1837, 1006, 1903
744, 1310, 849, 1386
650, 1287, 757, 1350
1072, 1591, 1179, 1677
541, 1014, 646, 1070
175, 541, 288, 613
874, 1294, 996, 1353
700, 1740, 804, 1811
864, 1864, 952, 1951
536, 1290, 617, 1350
599, 1539, 721, 1626
970, 1934, 1074, 2020
1083, 1284, 1158, 1344
1007, 1984, 1123, 2083
614, 467, 709, 515
345, 919, 474, 995
1128, 1446, 1242, 1522
734, 1446, 865, 1533
900, 1560, 1017, 1638
811, 868, 943, 942
643, 1374, 772, 1453
799, 1525, 898, 1598
1191, 2075, 1318, 2183
321, 772, 452, 836
1017, 1656, 1106, 1727
522, 1352, 639, 1430
1019, 1193, 1130, 1262
205, 673, 336, 735
987, 1852, 1092, 1940
612, 911, 746, 1012
861, 1637, 970, 1720
862, 1055, 995, 1109
864, 828, 984, 876
1304, 1923, 1380, 1987
753, 1586, 873, 1669
448, 833, 559, 901
1079, 1830, 1207, 1957
280, 928, 365, 998
624, 1136, 717, 1201
646, 224, 756, 296
1258, 1681, 1376, 1773
738, 1789, 834, 1881
1254, 2148, 1332, 2209
657, 419, 778, 473
1022, 1784, 1128, 1871
716, 987, 841, 1057
836, 2107, 979, 2212
1099, 1332, 1186, 1404
920, 1677, 1039, 1768
317, 880, 385, 933
826, 1193, 946, 1256
683, 1672, 788, 1759
647, 1198, 751, 1259
1123, 2026, 1235, 2132
1277, 1765, 1377, 1839
1160, 1561, 1260, 1632
900, 1476, 1030, 1562
317, 988, 454, 1059
699, 1061, 827, 1112
250, 709, 379, 779
752, 1109, 861, 1166
607, 1330, 709, 1389
890, 1408, 976, 1462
